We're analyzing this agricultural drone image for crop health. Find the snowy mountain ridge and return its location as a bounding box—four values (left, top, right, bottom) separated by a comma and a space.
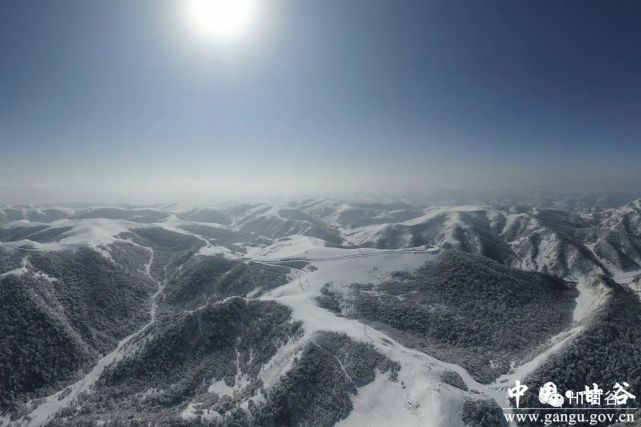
1, 198, 641, 426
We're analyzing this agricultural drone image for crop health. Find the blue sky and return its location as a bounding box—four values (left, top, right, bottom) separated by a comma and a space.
1, 0, 641, 203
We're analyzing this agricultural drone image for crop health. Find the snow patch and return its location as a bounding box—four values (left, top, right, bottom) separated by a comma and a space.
572, 277, 609, 324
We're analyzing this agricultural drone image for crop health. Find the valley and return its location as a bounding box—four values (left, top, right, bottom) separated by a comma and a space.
1, 196, 640, 426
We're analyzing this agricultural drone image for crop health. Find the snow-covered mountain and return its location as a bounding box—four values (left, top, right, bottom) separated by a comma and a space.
1, 197, 641, 426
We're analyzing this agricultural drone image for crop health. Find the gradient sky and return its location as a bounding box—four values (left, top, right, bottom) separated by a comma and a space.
1, 0, 641, 203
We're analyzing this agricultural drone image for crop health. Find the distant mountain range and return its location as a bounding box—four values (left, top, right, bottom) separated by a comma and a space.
1, 196, 640, 426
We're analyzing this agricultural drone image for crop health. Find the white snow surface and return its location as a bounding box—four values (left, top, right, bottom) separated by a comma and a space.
1, 202, 636, 426
254, 244, 480, 426
0, 219, 138, 261
572, 277, 609, 324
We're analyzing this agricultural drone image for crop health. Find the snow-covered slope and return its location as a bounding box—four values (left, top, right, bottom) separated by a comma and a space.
1, 198, 640, 426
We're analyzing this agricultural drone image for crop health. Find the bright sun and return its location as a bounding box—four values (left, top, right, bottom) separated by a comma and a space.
185, 0, 260, 44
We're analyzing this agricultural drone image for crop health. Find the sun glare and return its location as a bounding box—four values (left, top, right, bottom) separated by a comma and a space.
185, 0, 260, 44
